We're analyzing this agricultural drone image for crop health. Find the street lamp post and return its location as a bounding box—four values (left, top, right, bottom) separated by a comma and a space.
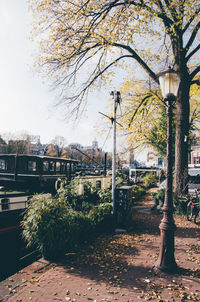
155, 67, 181, 273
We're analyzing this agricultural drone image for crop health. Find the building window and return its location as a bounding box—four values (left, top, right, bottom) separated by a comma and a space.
0, 159, 6, 170
28, 161, 37, 172
1, 198, 10, 211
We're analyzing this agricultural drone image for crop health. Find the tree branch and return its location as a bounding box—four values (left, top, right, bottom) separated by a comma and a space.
186, 43, 200, 62
60, 54, 134, 105
190, 66, 200, 81
191, 79, 200, 86
128, 94, 152, 127
112, 42, 158, 83
183, 7, 200, 33
185, 20, 200, 53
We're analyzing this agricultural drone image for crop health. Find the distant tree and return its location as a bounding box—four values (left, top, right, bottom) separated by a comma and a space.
0, 136, 7, 154
51, 136, 67, 157
45, 144, 58, 157
2, 132, 31, 154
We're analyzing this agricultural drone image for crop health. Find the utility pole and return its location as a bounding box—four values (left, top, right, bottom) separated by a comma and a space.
104, 152, 107, 176
110, 90, 121, 215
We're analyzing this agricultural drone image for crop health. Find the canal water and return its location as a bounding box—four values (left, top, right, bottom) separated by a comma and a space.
0, 228, 36, 282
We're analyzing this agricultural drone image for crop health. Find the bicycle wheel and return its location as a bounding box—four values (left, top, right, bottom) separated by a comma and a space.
186, 201, 193, 221
194, 211, 200, 224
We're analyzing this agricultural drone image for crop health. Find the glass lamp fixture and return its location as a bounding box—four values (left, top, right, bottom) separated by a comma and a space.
157, 67, 181, 99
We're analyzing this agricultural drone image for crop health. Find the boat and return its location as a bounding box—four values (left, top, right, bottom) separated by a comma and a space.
0, 189, 30, 231
0, 154, 78, 235
0, 154, 78, 193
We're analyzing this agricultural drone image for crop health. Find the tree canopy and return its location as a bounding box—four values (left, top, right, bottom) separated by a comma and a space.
29, 0, 200, 194
118, 79, 200, 158
29, 0, 200, 97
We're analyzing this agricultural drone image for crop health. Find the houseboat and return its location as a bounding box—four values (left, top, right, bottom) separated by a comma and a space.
0, 154, 78, 236
0, 154, 78, 193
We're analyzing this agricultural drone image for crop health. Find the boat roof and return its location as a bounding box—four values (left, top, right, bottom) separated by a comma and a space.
0, 154, 78, 163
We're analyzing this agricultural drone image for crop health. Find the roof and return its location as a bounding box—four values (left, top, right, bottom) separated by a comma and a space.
0, 154, 79, 163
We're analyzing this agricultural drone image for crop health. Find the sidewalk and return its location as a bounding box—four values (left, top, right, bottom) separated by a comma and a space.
0, 193, 200, 302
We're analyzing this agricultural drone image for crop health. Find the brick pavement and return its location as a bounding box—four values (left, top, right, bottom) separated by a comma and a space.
0, 194, 200, 302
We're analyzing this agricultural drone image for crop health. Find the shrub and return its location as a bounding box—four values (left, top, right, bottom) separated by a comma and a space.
22, 194, 92, 259
22, 182, 115, 260
88, 203, 113, 233
173, 194, 187, 215
152, 189, 165, 206
82, 181, 100, 203
57, 178, 80, 210
151, 189, 187, 215
116, 169, 124, 181
58, 179, 100, 211
142, 173, 158, 189
98, 188, 112, 203
132, 184, 146, 200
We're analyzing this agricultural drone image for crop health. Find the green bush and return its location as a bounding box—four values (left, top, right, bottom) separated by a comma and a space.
98, 188, 112, 203
152, 189, 165, 206
142, 173, 158, 189
88, 203, 113, 233
151, 189, 187, 215
57, 178, 83, 211
132, 184, 146, 200
173, 194, 187, 215
22, 179, 117, 260
58, 179, 101, 212
22, 194, 92, 259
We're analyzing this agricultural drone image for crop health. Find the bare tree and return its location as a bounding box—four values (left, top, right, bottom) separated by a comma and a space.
2, 132, 31, 154
51, 136, 67, 157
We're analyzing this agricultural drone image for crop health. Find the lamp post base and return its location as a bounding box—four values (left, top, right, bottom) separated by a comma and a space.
154, 225, 178, 273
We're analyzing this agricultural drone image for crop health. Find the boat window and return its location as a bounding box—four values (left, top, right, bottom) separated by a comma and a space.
56, 162, 61, 172
43, 161, 49, 171
1, 198, 10, 211
66, 163, 70, 171
49, 161, 55, 172
28, 161, 37, 172
0, 159, 7, 170
71, 163, 74, 171
60, 162, 65, 172
96, 180, 101, 189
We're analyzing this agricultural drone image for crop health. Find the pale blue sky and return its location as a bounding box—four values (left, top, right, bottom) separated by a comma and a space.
0, 0, 114, 150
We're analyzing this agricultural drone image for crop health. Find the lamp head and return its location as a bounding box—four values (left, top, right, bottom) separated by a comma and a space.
157, 67, 181, 99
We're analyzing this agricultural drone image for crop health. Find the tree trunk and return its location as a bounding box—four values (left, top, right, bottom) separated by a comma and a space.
174, 75, 190, 196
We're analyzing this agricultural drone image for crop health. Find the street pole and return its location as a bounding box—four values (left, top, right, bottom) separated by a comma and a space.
155, 94, 178, 272
104, 152, 107, 177
110, 90, 120, 215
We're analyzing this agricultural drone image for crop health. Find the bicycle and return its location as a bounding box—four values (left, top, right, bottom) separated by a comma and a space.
186, 190, 200, 224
